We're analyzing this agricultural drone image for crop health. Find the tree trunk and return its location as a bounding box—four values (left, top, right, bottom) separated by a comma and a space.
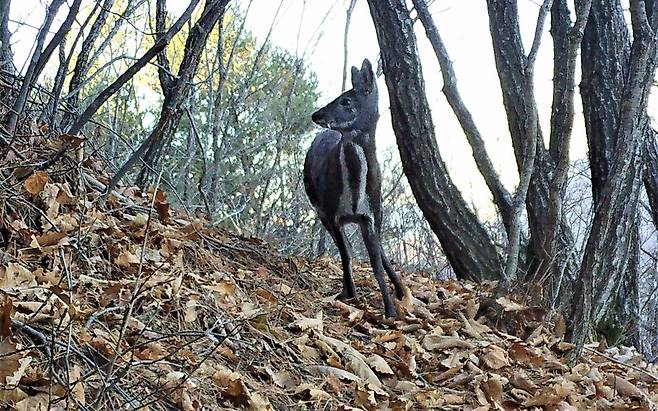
366, 0, 503, 282
0, 0, 12, 75
540, 0, 592, 309
643, 129, 658, 228
485, 0, 581, 296
569, 0, 658, 348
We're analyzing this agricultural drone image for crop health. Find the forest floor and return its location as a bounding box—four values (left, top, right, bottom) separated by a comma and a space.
2, 133, 658, 410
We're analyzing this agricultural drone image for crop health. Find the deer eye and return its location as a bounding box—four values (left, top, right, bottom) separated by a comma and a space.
340, 98, 351, 106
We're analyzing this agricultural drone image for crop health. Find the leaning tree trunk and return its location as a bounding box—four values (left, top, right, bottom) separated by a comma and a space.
112, 0, 230, 192
569, 0, 658, 349
65, 0, 116, 122
366, 0, 503, 282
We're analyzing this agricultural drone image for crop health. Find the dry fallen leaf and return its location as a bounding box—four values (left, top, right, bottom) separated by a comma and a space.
294, 383, 331, 401
213, 367, 252, 406
606, 374, 643, 398
115, 250, 140, 267
317, 333, 382, 388
0, 340, 24, 385
482, 346, 510, 370
291, 312, 324, 333
24, 171, 48, 195
366, 354, 394, 375
0, 263, 37, 290
495, 297, 525, 311
481, 374, 505, 404
0, 293, 12, 338
508, 342, 545, 366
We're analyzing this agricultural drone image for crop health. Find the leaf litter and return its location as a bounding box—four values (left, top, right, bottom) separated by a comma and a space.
1, 135, 658, 410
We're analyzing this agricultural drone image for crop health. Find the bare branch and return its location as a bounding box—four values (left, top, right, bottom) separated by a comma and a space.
107, 0, 229, 194
526, 0, 553, 71
5, 0, 67, 134
341, 0, 358, 91
412, 0, 514, 234
68, 0, 201, 135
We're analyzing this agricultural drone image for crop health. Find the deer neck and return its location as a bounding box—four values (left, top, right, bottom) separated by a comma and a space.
340, 122, 377, 152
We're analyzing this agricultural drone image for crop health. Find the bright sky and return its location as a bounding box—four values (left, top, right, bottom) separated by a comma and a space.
8, 0, 658, 220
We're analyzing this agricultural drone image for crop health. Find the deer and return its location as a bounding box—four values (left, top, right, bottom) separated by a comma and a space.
303, 58, 405, 318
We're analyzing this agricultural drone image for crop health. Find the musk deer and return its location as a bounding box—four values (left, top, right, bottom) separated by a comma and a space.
303, 58, 405, 318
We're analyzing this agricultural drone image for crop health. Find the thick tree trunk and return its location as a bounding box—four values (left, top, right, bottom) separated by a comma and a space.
570, 0, 658, 348
581, 0, 630, 201
366, 0, 503, 282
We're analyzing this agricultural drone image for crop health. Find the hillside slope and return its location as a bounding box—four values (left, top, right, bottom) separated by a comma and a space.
1, 134, 658, 410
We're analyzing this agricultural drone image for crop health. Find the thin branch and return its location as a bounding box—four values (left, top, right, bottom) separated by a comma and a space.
68, 0, 201, 135
411, 0, 514, 233
341, 0, 358, 91
526, 0, 553, 71
5, 0, 66, 134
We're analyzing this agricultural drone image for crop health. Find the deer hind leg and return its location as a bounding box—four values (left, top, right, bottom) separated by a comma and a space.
359, 219, 397, 318
381, 252, 405, 300
324, 220, 356, 300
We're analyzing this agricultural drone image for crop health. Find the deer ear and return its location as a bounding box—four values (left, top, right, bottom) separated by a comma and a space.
351, 65, 361, 89
360, 59, 374, 95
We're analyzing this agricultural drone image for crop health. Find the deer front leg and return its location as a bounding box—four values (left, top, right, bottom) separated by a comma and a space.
360, 219, 398, 318
325, 221, 357, 300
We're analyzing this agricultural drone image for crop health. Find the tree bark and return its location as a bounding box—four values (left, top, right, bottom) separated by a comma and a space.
366, 0, 503, 282
570, 0, 658, 349
643, 130, 658, 228
485, 0, 582, 298
0, 0, 12, 75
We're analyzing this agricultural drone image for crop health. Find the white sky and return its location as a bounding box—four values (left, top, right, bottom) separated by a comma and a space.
8, 0, 658, 219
